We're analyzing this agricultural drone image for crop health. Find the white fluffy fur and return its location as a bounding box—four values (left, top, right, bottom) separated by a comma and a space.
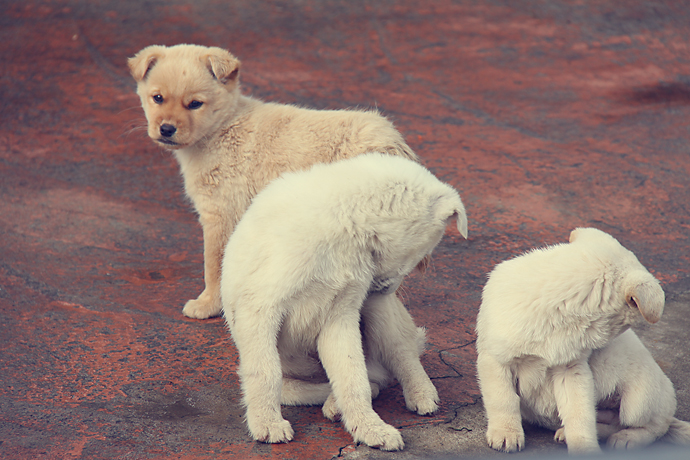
220, 153, 467, 451
128, 44, 417, 320
476, 227, 690, 454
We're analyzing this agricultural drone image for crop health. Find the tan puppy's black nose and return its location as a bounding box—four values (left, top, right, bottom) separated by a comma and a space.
160, 124, 176, 137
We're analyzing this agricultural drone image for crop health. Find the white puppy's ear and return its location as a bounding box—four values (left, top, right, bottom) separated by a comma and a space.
624, 271, 665, 324
454, 208, 468, 239
203, 47, 241, 84
436, 194, 468, 239
128, 45, 166, 82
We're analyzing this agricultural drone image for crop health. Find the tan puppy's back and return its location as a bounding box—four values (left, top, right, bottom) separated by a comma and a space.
129, 44, 418, 319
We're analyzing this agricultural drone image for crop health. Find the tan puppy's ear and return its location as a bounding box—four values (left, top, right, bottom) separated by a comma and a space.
204, 47, 241, 84
128, 45, 166, 82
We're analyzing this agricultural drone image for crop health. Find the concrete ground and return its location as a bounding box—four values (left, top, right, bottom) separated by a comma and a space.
1, 0, 690, 459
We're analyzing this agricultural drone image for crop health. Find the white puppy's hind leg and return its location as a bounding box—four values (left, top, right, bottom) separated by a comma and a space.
233, 312, 293, 443
318, 303, 404, 451
321, 382, 381, 422
362, 294, 439, 415
281, 378, 331, 406
608, 426, 662, 449
663, 418, 690, 445
477, 352, 525, 452
552, 360, 601, 454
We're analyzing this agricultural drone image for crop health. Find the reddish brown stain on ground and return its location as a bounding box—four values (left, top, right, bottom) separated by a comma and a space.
1, 0, 690, 459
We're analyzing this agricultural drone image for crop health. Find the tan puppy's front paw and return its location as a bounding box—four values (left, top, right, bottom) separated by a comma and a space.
182, 291, 222, 319
486, 425, 525, 452
248, 416, 294, 444
352, 420, 404, 451
404, 383, 439, 415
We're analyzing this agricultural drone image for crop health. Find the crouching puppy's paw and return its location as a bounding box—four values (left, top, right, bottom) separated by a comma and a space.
182, 291, 222, 319
404, 384, 440, 415
352, 420, 404, 451
607, 428, 654, 450
554, 426, 566, 443
486, 425, 525, 452
247, 416, 294, 444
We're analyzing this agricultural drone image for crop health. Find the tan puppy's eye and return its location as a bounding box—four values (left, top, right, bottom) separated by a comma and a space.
153, 94, 164, 104
188, 100, 203, 110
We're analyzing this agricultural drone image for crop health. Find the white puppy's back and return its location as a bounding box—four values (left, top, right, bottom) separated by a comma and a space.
477, 228, 663, 366
222, 153, 467, 316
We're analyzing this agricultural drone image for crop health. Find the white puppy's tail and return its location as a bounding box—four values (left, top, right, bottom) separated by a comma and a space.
663, 418, 690, 445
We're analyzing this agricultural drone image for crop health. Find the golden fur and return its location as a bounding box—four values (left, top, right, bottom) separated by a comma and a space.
128, 44, 417, 319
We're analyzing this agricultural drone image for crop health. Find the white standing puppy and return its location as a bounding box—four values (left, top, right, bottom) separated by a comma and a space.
476, 228, 690, 454
221, 153, 468, 451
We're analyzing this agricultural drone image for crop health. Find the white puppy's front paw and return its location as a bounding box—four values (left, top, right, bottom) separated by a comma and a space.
322, 393, 341, 421
323, 382, 382, 422
352, 420, 404, 451
486, 425, 525, 452
404, 383, 440, 415
247, 416, 294, 444
182, 291, 221, 319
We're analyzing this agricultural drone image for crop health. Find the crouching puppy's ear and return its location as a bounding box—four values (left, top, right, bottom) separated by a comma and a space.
128, 45, 166, 82
624, 270, 665, 324
203, 47, 241, 84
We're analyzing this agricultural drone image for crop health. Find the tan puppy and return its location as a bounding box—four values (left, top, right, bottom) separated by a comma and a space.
476, 228, 690, 454
221, 153, 468, 450
128, 44, 417, 319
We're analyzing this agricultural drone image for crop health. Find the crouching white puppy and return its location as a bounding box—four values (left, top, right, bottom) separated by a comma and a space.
476, 227, 690, 454
221, 153, 468, 451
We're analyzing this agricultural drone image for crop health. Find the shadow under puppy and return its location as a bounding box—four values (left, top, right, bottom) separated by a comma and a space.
221, 153, 467, 451
476, 228, 690, 455
128, 44, 417, 320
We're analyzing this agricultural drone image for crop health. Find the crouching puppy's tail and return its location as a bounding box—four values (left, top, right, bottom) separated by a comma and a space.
663, 418, 690, 445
